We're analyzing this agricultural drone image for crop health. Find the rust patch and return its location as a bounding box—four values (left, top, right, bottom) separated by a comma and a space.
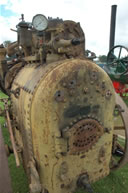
68, 118, 104, 154
50, 68, 60, 83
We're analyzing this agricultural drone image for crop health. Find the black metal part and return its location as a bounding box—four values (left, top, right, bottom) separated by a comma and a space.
114, 148, 124, 156
64, 105, 91, 118
71, 38, 81, 45
77, 174, 94, 193
109, 5, 117, 51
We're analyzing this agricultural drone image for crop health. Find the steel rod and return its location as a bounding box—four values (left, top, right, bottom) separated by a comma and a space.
5, 103, 20, 167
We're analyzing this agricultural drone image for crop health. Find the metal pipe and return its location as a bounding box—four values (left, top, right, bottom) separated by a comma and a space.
109, 5, 117, 51
6, 41, 18, 57
4, 99, 20, 167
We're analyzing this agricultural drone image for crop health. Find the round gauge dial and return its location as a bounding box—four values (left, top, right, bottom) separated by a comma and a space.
32, 14, 48, 31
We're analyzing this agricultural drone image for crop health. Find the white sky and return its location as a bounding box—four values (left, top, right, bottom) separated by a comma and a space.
0, 0, 128, 56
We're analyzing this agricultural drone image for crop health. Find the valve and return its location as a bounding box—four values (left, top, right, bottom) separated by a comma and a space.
77, 174, 94, 193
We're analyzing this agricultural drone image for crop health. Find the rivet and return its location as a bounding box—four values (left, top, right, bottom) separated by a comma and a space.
83, 87, 88, 94
54, 90, 65, 102
105, 90, 112, 99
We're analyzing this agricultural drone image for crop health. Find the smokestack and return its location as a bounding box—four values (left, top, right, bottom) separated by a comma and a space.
109, 5, 117, 51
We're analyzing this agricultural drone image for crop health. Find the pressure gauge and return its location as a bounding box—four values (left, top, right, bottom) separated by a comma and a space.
32, 14, 48, 31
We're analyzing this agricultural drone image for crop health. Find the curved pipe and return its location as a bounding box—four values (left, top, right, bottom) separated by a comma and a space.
6, 41, 18, 57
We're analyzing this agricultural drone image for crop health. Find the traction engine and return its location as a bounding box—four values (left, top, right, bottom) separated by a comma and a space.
0, 14, 128, 193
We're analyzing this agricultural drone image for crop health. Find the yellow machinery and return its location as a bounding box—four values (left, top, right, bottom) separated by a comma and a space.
0, 14, 128, 193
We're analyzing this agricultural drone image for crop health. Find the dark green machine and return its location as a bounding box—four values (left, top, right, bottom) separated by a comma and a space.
106, 5, 128, 85
106, 45, 128, 84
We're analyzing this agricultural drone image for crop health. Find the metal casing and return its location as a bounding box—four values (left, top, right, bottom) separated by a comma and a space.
11, 59, 115, 193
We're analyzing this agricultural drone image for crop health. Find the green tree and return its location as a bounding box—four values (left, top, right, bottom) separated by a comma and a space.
3, 40, 12, 48
98, 55, 107, 63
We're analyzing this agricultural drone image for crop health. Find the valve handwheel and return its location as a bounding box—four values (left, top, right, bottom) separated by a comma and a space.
107, 45, 128, 75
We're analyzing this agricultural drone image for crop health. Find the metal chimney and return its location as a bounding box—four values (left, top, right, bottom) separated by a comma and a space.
109, 5, 117, 51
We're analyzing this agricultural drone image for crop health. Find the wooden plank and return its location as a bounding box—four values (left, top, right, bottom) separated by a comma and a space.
0, 125, 12, 193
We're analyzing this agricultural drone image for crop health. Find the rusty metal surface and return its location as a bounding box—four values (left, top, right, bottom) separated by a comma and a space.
0, 125, 12, 193
67, 118, 104, 154
112, 93, 128, 169
5, 62, 23, 89
29, 58, 115, 193
28, 159, 42, 193
0, 14, 121, 193
10, 57, 116, 193
10, 58, 115, 193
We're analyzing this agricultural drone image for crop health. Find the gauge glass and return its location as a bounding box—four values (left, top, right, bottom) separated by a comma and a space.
32, 14, 48, 31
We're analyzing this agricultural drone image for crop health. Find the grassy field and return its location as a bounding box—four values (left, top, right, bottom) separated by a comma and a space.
0, 92, 29, 193
0, 91, 128, 193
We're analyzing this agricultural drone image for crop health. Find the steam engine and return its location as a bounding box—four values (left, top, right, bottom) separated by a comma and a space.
0, 14, 115, 193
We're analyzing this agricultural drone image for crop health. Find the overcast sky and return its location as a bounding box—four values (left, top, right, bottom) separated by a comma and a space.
0, 0, 128, 56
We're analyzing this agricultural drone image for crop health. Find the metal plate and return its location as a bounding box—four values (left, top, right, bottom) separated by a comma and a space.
68, 118, 104, 154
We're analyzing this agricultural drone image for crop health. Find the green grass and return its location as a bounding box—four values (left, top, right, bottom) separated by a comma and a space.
1, 117, 29, 193
0, 92, 29, 193
92, 166, 128, 193
123, 92, 128, 106
76, 164, 128, 193
0, 91, 128, 193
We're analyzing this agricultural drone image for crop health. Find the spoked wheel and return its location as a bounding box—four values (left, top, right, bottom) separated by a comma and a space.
111, 93, 128, 170
107, 45, 128, 75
